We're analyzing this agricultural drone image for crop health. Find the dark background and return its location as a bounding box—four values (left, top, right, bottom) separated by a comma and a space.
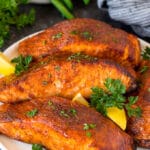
1, 0, 150, 52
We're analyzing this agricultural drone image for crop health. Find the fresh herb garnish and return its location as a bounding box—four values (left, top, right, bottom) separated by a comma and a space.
42, 81, 48, 86
140, 66, 149, 73
0, 0, 35, 48
32, 144, 43, 150
142, 47, 150, 60
83, 123, 96, 138
60, 110, 69, 118
11, 55, 32, 75
26, 108, 38, 118
48, 100, 56, 110
69, 108, 77, 116
83, 123, 96, 130
125, 96, 141, 117
67, 52, 97, 62
148, 88, 150, 92
70, 30, 79, 35
81, 31, 93, 41
90, 78, 141, 117
54, 65, 61, 71
52, 32, 63, 40
86, 131, 92, 138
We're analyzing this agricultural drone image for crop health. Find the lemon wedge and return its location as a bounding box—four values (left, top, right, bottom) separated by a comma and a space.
72, 93, 89, 107
0, 52, 15, 76
107, 107, 127, 130
72, 93, 127, 130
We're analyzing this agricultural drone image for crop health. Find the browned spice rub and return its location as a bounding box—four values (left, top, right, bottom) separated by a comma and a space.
127, 61, 150, 148
0, 96, 134, 150
18, 18, 140, 67
0, 56, 137, 103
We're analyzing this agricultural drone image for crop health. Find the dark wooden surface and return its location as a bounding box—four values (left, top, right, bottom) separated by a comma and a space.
1, 0, 150, 52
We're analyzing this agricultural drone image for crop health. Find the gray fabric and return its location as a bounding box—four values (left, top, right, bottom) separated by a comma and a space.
97, 0, 150, 37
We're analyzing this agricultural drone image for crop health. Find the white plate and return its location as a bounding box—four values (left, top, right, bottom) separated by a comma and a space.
0, 31, 150, 150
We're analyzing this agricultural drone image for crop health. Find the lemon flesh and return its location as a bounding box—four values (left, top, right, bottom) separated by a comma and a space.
72, 93, 89, 107
0, 52, 15, 76
107, 107, 127, 130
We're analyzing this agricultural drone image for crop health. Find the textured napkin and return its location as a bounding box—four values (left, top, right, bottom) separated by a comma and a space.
97, 0, 150, 37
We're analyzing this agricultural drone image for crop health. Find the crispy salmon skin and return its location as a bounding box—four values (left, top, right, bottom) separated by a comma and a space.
18, 18, 140, 67
127, 61, 150, 148
0, 55, 137, 103
0, 96, 134, 150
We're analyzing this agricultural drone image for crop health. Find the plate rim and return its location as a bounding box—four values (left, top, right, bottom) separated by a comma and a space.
1, 31, 150, 150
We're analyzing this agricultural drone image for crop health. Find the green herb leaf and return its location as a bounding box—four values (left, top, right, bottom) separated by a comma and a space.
67, 52, 97, 62
83, 0, 91, 5
86, 131, 92, 138
26, 108, 38, 118
142, 47, 150, 60
60, 110, 69, 118
81, 31, 93, 41
140, 66, 149, 73
90, 78, 141, 118
11, 55, 32, 75
83, 123, 96, 130
125, 96, 141, 117
54, 65, 61, 71
52, 32, 63, 40
69, 108, 77, 116
32, 144, 43, 150
0, 0, 35, 47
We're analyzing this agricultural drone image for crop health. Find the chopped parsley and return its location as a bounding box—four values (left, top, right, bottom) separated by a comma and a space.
125, 96, 141, 117
32, 144, 43, 150
83, 123, 96, 130
52, 32, 63, 40
83, 123, 96, 138
67, 52, 97, 62
60, 110, 69, 118
11, 55, 32, 75
81, 31, 93, 41
48, 100, 56, 110
142, 47, 150, 60
86, 131, 92, 138
26, 108, 38, 118
90, 78, 141, 117
70, 30, 78, 35
54, 65, 61, 71
140, 66, 149, 73
0, 1, 35, 48
69, 108, 77, 116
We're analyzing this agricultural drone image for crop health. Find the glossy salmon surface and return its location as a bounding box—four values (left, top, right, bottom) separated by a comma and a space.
127, 61, 150, 148
18, 18, 140, 67
0, 96, 134, 150
0, 55, 137, 103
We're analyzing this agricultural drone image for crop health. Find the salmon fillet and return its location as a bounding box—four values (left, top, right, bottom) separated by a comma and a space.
18, 18, 141, 67
127, 61, 150, 148
0, 96, 134, 150
0, 55, 137, 103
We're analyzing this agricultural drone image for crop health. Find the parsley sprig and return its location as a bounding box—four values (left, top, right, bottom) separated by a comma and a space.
11, 55, 32, 75
142, 47, 150, 60
90, 78, 141, 117
32, 144, 43, 150
0, 0, 35, 48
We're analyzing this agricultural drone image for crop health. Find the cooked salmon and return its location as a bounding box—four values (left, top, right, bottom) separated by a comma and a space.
127, 61, 150, 148
0, 55, 137, 103
0, 96, 134, 150
18, 18, 140, 67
